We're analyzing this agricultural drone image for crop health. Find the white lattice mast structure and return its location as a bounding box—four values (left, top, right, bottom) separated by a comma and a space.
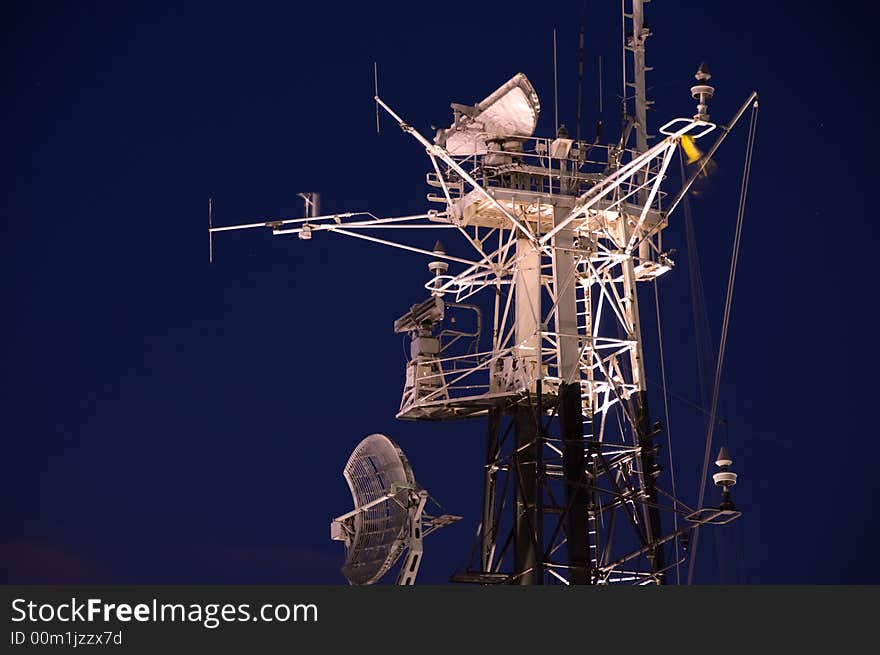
211, 0, 755, 585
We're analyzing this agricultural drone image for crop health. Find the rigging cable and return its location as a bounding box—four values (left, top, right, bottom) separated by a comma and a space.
686, 100, 759, 585
680, 143, 719, 579
653, 278, 680, 584
620, 0, 627, 122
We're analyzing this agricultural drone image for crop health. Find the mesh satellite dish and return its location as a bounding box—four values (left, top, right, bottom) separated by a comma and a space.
436, 72, 540, 155
330, 433, 460, 585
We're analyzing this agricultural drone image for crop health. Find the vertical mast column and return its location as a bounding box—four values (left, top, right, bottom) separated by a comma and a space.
631, 0, 654, 263
627, 0, 665, 579
513, 235, 541, 583
551, 201, 591, 584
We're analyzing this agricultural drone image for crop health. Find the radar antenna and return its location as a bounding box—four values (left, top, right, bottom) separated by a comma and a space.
330, 434, 461, 585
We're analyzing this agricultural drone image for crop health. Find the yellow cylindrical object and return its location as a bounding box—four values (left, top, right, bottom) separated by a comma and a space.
681, 134, 703, 164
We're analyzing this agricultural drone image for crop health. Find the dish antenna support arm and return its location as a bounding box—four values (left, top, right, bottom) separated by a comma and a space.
396, 490, 429, 585
330, 488, 430, 585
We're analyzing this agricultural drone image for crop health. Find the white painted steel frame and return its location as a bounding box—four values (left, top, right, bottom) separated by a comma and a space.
211, 92, 721, 583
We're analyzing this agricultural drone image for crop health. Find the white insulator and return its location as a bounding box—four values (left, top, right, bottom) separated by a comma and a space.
713, 471, 738, 487
428, 260, 449, 275
690, 84, 715, 101
299, 224, 312, 240
690, 84, 715, 121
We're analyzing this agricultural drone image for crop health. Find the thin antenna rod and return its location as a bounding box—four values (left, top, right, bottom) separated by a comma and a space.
374, 62, 380, 134
631, 0, 649, 155
576, 21, 584, 143
598, 55, 603, 115
621, 0, 627, 121
553, 29, 559, 134
208, 197, 213, 264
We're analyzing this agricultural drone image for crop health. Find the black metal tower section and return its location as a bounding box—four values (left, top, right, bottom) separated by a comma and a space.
558, 381, 590, 585
513, 401, 541, 584
504, 378, 592, 585
457, 377, 678, 585
632, 390, 666, 580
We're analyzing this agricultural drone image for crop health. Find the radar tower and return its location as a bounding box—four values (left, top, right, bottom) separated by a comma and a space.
211, 1, 756, 584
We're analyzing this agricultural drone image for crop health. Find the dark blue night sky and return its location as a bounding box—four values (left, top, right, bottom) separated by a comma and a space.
3, 1, 877, 584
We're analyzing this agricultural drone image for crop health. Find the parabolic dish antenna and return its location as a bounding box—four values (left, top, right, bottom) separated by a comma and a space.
331, 433, 460, 585
437, 72, 540, 155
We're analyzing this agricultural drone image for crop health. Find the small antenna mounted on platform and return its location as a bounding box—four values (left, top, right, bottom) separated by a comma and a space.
297, 192, 320, 240
208, 197, 213, 264
374, 62, 380, 134
553, 29, 559, 134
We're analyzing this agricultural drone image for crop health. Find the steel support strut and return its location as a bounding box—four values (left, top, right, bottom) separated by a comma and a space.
514, 403, 541, 584
632, 390, 666, 580
481, 407, 501, 571
551, 200, 592, 584
559, 382, 591, 584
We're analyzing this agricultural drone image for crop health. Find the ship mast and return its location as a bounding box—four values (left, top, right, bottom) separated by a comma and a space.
621, 0, 666, 578
210, 3, 753, 585
629, 0, 651, 156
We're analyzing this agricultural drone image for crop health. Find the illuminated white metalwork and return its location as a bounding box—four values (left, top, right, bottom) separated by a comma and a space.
212, 1, 753, 585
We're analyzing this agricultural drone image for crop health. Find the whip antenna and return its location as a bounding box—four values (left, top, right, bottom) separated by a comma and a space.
576, 22, 584, 142
374, 62, 380, 134
208, 197, 213, 264
553, 29, 559, 133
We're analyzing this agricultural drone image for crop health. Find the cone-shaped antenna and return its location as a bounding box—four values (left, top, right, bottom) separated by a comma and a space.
696, 61, 711, 81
